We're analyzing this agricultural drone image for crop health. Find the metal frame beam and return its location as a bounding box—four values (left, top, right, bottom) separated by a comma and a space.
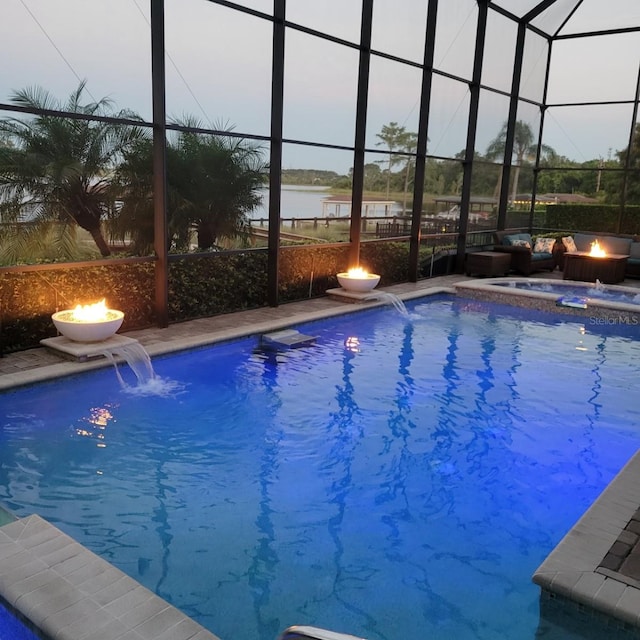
408, 0, 439, 282
151, 0, 169, 327
529, 34, 553, 232
455, 0, 488, 271
267, 0, 286, 306
348, 0, 373, 269
618, 62, 640, 233
497, 20, 527, 230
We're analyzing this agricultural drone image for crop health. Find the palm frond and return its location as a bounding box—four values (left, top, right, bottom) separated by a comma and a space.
0, 219, 50, 263
9, 85, 58, 112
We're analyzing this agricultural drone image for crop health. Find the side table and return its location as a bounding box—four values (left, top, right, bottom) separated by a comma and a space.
465, 251, 511, 277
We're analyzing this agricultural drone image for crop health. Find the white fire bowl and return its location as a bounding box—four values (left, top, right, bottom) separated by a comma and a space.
52, 309, 125, 343
337, 272, 381, 293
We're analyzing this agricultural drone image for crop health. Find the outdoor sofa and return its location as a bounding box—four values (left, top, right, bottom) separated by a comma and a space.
492, 230, 559, 276
493, 229, 640, 278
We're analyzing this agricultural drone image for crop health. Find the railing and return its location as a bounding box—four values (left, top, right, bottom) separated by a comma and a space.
252, 214, 497, 238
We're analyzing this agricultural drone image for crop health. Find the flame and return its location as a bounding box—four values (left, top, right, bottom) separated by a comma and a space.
346, 267, 369, 278
70, 299, 110, 322
590, 240, 606, 257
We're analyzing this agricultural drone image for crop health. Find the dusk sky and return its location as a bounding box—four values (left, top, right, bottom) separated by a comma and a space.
1, 0, 639, 173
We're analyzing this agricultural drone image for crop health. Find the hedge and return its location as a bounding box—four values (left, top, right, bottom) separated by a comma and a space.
545, 204, 640, 235
1, 242, 437, 353
1, 263, 155, 353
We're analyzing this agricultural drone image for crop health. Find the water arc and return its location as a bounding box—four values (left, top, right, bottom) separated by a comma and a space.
102, 342, 156, 387
363, 291, 410, 318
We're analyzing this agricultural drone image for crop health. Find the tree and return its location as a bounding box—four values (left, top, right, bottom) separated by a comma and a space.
375, 122, 408, 198
362, 162, 382, 191
0, 81, 143, 261
114, 118, 268, 253
615, 123, 640, 205
485, 120, 554, 203
399, 131, 418, 214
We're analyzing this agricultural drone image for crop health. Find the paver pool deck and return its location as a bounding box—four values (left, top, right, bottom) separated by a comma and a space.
2, 272, 640, 639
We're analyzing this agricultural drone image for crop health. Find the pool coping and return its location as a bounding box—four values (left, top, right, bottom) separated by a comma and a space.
533, 450, 640, 628
0, 514, 220, 640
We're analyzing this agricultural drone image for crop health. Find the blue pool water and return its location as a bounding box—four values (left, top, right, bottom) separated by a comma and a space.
495, 279, 640, 305
1, 294, 640, 640
0, 600, 42, 640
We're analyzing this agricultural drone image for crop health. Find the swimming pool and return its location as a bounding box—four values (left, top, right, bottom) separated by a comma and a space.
1, 294, 640, 640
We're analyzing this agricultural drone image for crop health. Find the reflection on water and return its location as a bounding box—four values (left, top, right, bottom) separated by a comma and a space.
75, 405, 116, 448
1, 297, 639, 640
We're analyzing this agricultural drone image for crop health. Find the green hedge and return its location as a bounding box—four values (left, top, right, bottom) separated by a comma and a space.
278, 244, 351, 301
545, 204, 640, 235
1, 263, 155, 352
278, 241, 435, 301
1, 242, 436, 353
169, 252, 269, 321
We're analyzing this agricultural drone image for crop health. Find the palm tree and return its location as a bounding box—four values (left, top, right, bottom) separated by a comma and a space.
113, 118, 268, 253
485, 120, 554, 203
0, 81, 143, 261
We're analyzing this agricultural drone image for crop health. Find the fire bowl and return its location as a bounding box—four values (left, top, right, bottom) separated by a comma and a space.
337, 272, 381, 293
52, 309, 125, 343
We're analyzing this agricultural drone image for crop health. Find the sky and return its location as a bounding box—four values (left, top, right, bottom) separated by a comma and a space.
1, 0, 639, 174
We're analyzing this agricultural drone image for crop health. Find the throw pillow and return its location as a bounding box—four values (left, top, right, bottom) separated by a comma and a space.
512, 239, 531, 249
562, 236, 577, 252
533, 237, 556, 253
502, 233, 532, 246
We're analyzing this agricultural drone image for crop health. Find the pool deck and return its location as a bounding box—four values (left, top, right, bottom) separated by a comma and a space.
2, 271, 640, 639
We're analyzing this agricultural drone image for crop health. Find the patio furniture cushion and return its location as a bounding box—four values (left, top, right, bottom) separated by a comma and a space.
562, 236, 577, 252
534, 237, 556, 253
512, 238, 531, 249
502, 233, 532, 247
629, 242, 640, 259
573, 233, 633, 255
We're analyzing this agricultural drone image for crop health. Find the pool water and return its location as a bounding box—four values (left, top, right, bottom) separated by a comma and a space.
1, 294, 640, 640
0, 600, 43, 640
496, 280, 640, 305
0, 505, 16, 527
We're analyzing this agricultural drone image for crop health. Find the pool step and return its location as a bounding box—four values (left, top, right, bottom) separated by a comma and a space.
260, 329, 318, 349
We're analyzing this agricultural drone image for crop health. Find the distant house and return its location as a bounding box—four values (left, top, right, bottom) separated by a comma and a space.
433, 196, 497, 221
321, 195, 400, 217
513, 193, 600, 206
